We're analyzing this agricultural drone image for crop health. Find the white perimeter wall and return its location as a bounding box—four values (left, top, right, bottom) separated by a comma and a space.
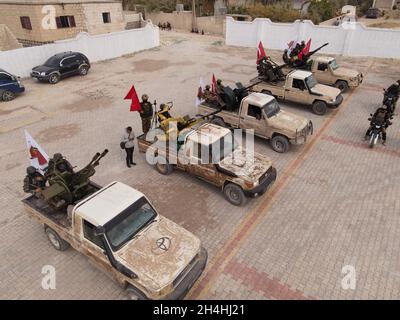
226, 17, 400, 59
0, 22, 159, 77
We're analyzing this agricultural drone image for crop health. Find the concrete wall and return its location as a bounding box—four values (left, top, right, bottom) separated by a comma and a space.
0, 22, 159, 77
0, 2, 125, 44
225, 17, 400, 59
146, 11, 224, 35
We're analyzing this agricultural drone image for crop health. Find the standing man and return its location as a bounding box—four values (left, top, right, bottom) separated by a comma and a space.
122, 127, 136, 167
139, 94, 154, 134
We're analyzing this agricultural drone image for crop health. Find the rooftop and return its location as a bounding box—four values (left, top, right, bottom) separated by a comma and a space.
187, 123, 231, 145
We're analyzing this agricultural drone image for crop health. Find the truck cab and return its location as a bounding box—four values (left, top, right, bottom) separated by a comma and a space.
23, 181, 207, 300
310, 56, 363, 91
0, 68, 25, 101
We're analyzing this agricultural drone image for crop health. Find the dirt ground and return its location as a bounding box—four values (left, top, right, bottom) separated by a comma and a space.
1, 31, 400, 299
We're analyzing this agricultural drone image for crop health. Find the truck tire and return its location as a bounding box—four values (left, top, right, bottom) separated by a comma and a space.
270, 135, 290, 153
78, 65, 89, 76
223, 183, 246, 206
126, 284, 147, 300
44, 226, 70, 251
311, 101, 327, 115
335, 80, 349, 92
155, 157, 173, 175
1, 90, 16, 102
48, 73, 60, 84
211, 117, 226, 127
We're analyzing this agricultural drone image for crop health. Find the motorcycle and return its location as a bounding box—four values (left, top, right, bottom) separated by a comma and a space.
367, 113, 384, 148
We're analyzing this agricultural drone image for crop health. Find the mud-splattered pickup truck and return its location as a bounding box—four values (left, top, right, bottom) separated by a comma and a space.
198, 92, 313, 153
137, 123, 277, 206
249, 70, 343, 115
284, 56, 363, 92
22, 181, 207, 300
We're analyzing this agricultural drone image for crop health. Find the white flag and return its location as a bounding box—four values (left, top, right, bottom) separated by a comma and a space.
24, 130, 49, 174
195, 77, 205, 107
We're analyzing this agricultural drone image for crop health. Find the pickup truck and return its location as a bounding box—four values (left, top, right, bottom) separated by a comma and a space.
198, 92, 313, 153
23, 181, 207, 300
137, 123, 277, 206
249, 70, 343, 116
0, 68, 25, 101
284, 56, 363, 92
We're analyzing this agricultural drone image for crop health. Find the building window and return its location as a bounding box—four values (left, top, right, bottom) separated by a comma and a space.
55, 16, 76, 28
20, 16, 32, 30
102, 12, 111, 23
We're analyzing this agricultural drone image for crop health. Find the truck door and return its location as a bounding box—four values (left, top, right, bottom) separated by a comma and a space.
314, 62, 332, 85
241, 103, 268, 138
285, 78, 310, 105
81, 219, 110, 270
186, 141, 221, 186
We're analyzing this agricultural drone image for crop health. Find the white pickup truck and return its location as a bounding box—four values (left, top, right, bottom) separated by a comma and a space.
23, 181, 207, 300
250, 70, 343, 115
198, 92, 313, 153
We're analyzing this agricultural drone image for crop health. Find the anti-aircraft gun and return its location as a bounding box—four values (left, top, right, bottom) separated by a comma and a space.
39, 150, 108, 210
257, 56, 287, 82
287, 43, 329, 69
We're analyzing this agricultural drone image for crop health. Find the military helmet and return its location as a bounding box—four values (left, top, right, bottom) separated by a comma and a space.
396, 80, 400, 85
142, 94, 149, 101
53, 153, 63, 160
205, 85, 210, 90
27, 166, 36, 175
217, 79, 222, 85
159, 103, 166, 110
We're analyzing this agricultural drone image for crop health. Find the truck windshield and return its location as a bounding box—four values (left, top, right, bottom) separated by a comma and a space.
329, 59, 339, 70
105, 197, 157, 251
305, 75, 318, 89
211, 133, 239, 162
263, 100, 280, 118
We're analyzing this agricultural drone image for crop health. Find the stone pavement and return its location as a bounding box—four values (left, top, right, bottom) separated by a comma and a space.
0, 31, 399, 299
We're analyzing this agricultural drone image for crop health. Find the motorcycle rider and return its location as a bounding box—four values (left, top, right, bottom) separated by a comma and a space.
383, 80, 400, 113
365, 107, 392, 145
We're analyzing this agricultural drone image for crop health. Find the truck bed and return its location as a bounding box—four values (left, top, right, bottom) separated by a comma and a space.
22, 181, 102, 231
249, 76, 286, 88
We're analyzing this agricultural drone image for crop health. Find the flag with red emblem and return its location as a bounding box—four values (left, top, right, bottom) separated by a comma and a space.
257, 41, 266, 63
24, 130, 49, 174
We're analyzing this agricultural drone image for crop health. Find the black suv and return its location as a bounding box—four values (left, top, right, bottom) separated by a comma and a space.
31, 51, 90, 84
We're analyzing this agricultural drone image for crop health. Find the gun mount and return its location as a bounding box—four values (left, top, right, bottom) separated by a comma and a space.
39, 150, 108, 210
257, 56, 287, 82
286, 43, 329, 69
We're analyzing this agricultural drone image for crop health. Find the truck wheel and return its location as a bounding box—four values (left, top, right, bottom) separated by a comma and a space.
79, 65, 89, 76
126, 284, 147, 300
49, 73, 60, 84
44, 227, 70, 251
223, 183, 246, 206
2, 90, 15, 102
335, 80, 349, 92
311, 101, 327, 115
211, 117, 226, 127
155, 157, 173, 175
270, 135, 290, 153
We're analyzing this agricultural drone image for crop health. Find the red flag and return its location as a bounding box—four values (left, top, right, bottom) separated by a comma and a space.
211, 74, 217, 94
29, 146, 47, 166
298, 39, 312, 60
257, 41, 266, 63
124, 85, 141, 112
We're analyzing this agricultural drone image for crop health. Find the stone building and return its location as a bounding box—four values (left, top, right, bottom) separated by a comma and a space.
0, 0, 127, 46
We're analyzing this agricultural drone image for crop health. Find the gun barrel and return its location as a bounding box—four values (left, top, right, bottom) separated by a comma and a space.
308, 42, 329, 57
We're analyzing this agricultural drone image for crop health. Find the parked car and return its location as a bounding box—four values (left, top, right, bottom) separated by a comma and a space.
366, 8, 382, 19
0, 68, 25, 101
31, 51, 90, 84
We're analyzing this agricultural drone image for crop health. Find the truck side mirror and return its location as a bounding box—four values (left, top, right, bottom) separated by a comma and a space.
95, 226, 105, 236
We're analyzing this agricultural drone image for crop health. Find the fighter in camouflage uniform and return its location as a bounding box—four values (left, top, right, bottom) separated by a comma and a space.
140, 94, 154, 134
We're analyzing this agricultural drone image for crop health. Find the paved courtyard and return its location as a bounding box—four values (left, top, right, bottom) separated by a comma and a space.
0, 31, 399, 299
